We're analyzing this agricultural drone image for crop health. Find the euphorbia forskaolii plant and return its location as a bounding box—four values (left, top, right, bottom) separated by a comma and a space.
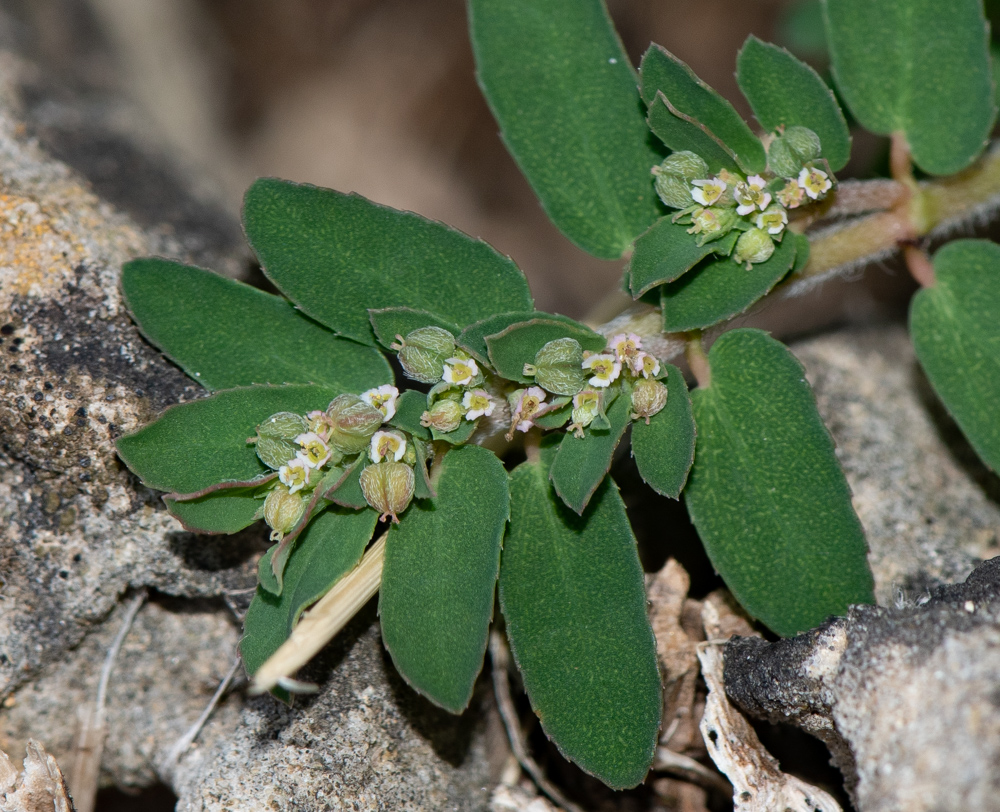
116, 0, 1000, 789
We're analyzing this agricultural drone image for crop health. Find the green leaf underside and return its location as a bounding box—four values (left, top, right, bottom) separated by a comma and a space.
486, 319, 608, 383
413, 441, 434, 500
368, 307, 459, 351
389, 390, 432, 441
164, 488, 263, 535
116, 385, 338, 495
533, 401, 572, 430
468, 0, 663, 259
684, 329, 874, 637
241, 507, 378, 680
736, 36, 851, 172
910, 240, 1000, 473
501, 460, 661, 789
550, 384, 631, 514
647, 94, 741, 175
243, 179, 533, 345
822, 0, 995, 175
790, 232, 811, 275
661, 233, 797, 331
458, 311, 601, 366
122, 258, 392, 392
628, 218, 739, 297
327, 460, 368, 510
640, 45, 766, 174
630, 364, 696, 498
380, 445, 509, 713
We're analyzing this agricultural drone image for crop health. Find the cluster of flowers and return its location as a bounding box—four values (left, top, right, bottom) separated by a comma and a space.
250, 382, 417, 540
651, 125, 833, 269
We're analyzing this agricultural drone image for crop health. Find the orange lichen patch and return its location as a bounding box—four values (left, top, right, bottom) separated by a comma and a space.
0, 193, 87, 300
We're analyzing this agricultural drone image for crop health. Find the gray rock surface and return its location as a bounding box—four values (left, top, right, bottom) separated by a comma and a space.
724, 556, 1000, 812
793, 326, 1000, 601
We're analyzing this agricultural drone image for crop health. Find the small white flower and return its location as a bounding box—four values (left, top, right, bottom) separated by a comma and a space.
630, 352, 660, 379
278, 458, 312, 494
361, 384, 399, 422
462, 389, 495, 420
512, 387, 546, 433
735, 175, 771, 216
609, 333, 642, 366
442, 356, 480, 386
295, 432, 333, 469
754, 205, 788, 235
369, 430, 407, 463
582, 353, 621, 388
797, 165, 832, 199
690, 178, 727, 206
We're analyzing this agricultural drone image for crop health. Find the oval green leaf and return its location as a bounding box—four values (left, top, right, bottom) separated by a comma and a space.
684, 329, 874, 637
628, 217, 739, 297
116, 384, 337, 495
380, 445, 509, 713
457, 311, 599, 366
243, 179, 533, 345
736, 36, 851, 172
388, 389, 432, 441
550, 384, 631, 514
486, 318, 607, 383
122, 258, 392, 391
910, 239, 1000, 473
501, 458, 661, 789
468, 0, 663, 259
822, 0, 995, 175
164, 487, 264, 535
661, 233, 797, 331
241, 506, 378, 679
368, 307, 459, 351
630, 363, 695, 498
639, 45, 767, 174
647, 93, 742, 176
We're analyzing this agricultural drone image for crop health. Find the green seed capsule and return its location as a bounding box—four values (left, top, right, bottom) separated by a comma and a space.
263, 484, 306, 539
325, 394, 385, 454
652, 168, 696, 209
733, 228, 775, 269
660, 151, 709, 181
255, 436, 299, 470
360, 462, 415, 522
532, 337, 586, 396
768, 126, 822, 178
421, 399, 463, 433
396, 326, 456, 383
630, 378, 668, 424
257, 411, 308, 440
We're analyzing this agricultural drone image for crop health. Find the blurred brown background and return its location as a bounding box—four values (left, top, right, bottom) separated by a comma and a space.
7, 0, 835, 317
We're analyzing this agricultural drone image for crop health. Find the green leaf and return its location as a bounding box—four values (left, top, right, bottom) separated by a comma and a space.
640, 45, 767, 174
243, 179, 533, 345
821, 0, 995, 175
457, 311, 600, 366
789, 231, 811, 275
468, 0, 663, 259
486, 319, 607, 383
684, 329, 874, 636
910, 240, 1000, 473
550, 385, 631, 514
368, 307, 459, 351
533, 400, 572, 430
326, 459, 368, 510
121, 258, 392, 392
432, 419, 478, 446
388, 390, 432, 441
661, 233, 797, 331
241, 506, 378, 679
647, 93, 742, 176
501, 459, 661, 789
736, 36, 851, 171
164, 488, 264, 534
413, 441, 435, 500
380, 445, 509, 712
628, 217, 739, 297
116, 385, 337, 495
630, 363, 695, 498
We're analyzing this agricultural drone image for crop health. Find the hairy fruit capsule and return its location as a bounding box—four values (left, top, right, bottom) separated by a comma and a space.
393, 326, 456, 383
325, 394, 385, 454
631, 378, 668, 424
360, 462, 415, 522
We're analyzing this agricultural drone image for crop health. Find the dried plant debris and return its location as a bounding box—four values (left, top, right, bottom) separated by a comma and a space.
698, 601, 841, 812
0, 740, 75, 812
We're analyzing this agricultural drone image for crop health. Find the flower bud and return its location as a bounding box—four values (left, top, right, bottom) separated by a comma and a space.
360, 462, 415, 522
394, 326, 456, 383
733, 228, 775, 269
420, 398, 463, 433
531, 337, 586, 396
631, 378, 668, 424
325, 394, 385, 454
687, 206, 738, 246
257, 412, 309, 440
263, 484, 306, 540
